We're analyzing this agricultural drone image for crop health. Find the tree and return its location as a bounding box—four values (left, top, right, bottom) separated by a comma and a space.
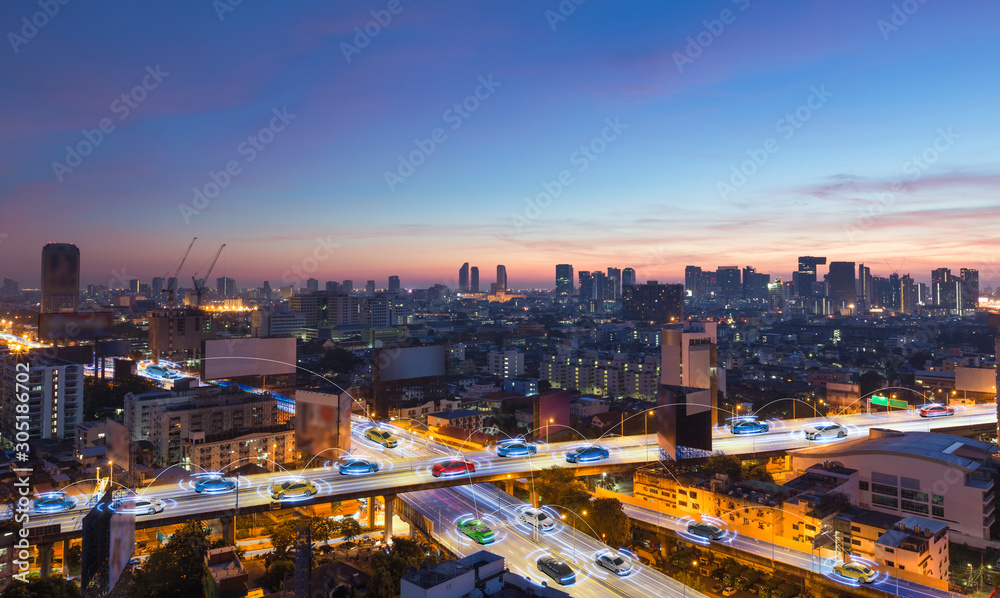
1, 578, 79, 598
260, 559, 295, 593
367, 536, 429, 598
699, 455, 744, 482
743, 464, 774, 484
266, 519, 297, 562
587, 497, 631, 548
311, 516, 338, 546
83, 373, 157, 421
66, 544, 82, 575
535, 467, 591, 523
319, 348, 359, 375
674, 570, 705, 592
131, 522, 211, 598
339, 516, 362, 542
858, 370, 884, 400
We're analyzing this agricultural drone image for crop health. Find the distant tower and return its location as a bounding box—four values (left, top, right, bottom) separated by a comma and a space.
41, 243, 80, 313
496, 265, 507, 291
388, 276, 400, 293
366, 280, 376, 296
470, 267, 480, 293
306, 278, 319, 295
622, 267, 636, 287
555, 264, 574, 295
607, 267, 621, 300
342, 279, 353, 294
459, 263, 470, 292
263, 281, 272, 301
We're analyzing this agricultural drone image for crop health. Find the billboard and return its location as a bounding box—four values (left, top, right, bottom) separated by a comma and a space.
106, 419, 130, 472
39, 311, 114, 340
534, 390, 571, 442
376, 345, 446, 382
295, 389, 352, 456
97, 339, 132, 357
656, 384, 713, 460
108, 500, 135, 590
201, 337, 296, 380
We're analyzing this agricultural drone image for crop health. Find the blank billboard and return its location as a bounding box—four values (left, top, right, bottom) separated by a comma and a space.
39, 311, 114, 340
376, 345, 446, 382
295, 389, 352, 456
201, 337, 296, 380
106, 419, 130, 472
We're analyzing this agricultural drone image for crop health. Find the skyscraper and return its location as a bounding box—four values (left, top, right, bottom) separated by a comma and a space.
41, 243, 80, 313
459, 263, 470, 292
716, 266, 741, 297
684, 266, 702, 297
607, 267, 621, 301
794, 256, 826, 299
306, 278, 319, 294
961, 268, 979, 310
827, 261, 856, 307
555, 264, 574, 295
217, 277, 236, 298
152, 276, 164, 297
342, 280, 353, 294
857, 264, 872, 308
622, 282, 684, 324
496, 265, 507, 291
578, 271, 593, 300
622, 267, 636, 287
263, 280, 272, 301
931, 267, 952, 306
366, 280, 375, 296
326, 281, 341, 294
470, 267, 479, 293
388, 276, 400, 293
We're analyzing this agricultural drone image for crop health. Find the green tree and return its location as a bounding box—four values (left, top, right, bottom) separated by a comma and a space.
743, 464, 774, 484
66, 544, 82, 575
311, 516, 338, 546
260, 559, 295, 593
266, 519, 297, 562
83, 374, 157, 421
586, 497, 631, 548
1, 578, 79, 598
131, 522, 211, 598
699, 455, 744, 482
367, 536, 429, 598
674, 570, 705, 591
339, 516, 362, 542
535, 467, 591, 523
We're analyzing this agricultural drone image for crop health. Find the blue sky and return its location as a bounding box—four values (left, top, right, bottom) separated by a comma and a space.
1, 0, 998, 289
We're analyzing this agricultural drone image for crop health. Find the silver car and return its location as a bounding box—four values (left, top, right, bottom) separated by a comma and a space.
805, 423, 847, 440
596, 552, 633, 576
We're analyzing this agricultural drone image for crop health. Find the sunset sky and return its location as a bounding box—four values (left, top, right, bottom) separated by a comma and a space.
2, 1, 998, 289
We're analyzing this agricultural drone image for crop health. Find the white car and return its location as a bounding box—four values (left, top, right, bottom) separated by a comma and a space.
132, 497, 166, 515
519, 508, 556, 531
596, 552, 633, 576
805, 423, 847, 440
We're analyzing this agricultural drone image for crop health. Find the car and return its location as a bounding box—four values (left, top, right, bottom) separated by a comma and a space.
565, 445, 609, 463
537, 556, 575, 585
519, 507, 556, 531
270, 479, 319, 500
457, 518, 496, 544
131, 497, 165, 515
339, 457, 379, 475
722, 587, 738, 597
805, 423, 847, 440
32, 492, 76, 514
431, 458, 475, 477
687, 521, 726, 541
365, 427, 398, 448
496, 441, 537, 458
596, 552, 633, 576
919, 404, 955, 418
194, 474, 237, 494
730, 420, 769, 435
712, 583, 724, 593
833, 562, 878, 583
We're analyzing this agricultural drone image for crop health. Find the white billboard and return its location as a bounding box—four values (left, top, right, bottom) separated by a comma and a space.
201, 337, 296, 380
376, 345, 446, 382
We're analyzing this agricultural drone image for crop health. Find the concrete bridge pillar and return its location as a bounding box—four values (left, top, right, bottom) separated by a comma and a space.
220, 516, 236, 544
62, 539, 71, 575
37, 542, 54, 578
383, 494, 395, 542
368, 496, 377, 528
504, 479, 515, 495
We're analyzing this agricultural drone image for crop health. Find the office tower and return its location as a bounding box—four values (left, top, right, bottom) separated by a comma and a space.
578, 271, 593, 300
555, 264, 574, 295
931, 268, 952, 307
459, 263, 470, 292
827, 261, 856, 308
306, 278, 319, 294
342, 280, 353, 294
961, 268, 979, 310
857, 264, 873, 308
622, 267, 636, 287
470, 267, 479, 293
741, 266, 755, 299
768, 279, 785, 311
41, 243, 80, 313
716, 266, 741, 297
794, 256, 826, 299
2, 353, 83, 440
328, 295, 360, 325
167, 276, 177, 293
496, 265, 507, 291
592, 271, 611, 302
366, 280, 375, 296
152, 276, 164, 297
129, 279, 140, 294
607, 267, 621, 301
684, 266, 701, 297
661, 321, 722, 426
325, 281, 341, 294
388, 276, 401, 293
622, 282, 684, 324
216, 277, 236, 298
1, 278, 20, 299
263, 281, 272, 301
361, 296, 392, 328
900, 274, 917, 314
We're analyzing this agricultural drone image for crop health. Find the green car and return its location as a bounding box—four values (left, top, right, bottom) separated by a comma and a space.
457, 519, 496, 545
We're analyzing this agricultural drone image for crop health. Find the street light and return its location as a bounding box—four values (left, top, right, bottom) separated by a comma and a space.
645, 410, 653, 461
547, 418, 553, 443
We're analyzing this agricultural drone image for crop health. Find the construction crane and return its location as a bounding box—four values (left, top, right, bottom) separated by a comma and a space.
158, 237, 197, 363
192, 244, 226, 307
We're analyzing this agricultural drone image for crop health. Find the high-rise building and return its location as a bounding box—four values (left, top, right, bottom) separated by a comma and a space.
857, 264, 872, 309
342, 280, 353, 294
684, 266, 702, 297
388, 276, 400, 293
325, 281, 341, 294
152, 276, 164, 297
961, 268, 979, 310
306, 278, 319, 294
661, 321, 724, 425
592, 271, 612, 303
900, 274, 918, 314
578, 271, 593, 300
931, 268, 952, 307
716, 266, 741, 297
768, 279, 786, 311
2, 353, 83, 440
1, 278, 20, 298
129, 279, 140, 294
470, 267, 479, 293
555, 264, 574, 295
263, 281, 272, 301
607, 267, 621, 301
459, 263, 470, 292
366, 280, 376, 296
217, 277, 236, 298
827, 261, 856, 308
622, 282, 683, 324
487, 349, 525, 379
496, 265, 507, 291
622, 267, 636, 287
361, 296, 392, 328
794, 256, 826, 299
41, 242, 80, 313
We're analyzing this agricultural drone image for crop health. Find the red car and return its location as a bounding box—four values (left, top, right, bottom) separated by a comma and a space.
919, 404, 954, 418
432, 459, 476, 477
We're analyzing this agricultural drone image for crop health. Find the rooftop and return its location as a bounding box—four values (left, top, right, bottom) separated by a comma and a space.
428, 409, 481, 420
790, 429, 997, 471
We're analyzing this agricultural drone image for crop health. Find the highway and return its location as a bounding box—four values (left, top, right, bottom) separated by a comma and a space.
402, 483, 709, 598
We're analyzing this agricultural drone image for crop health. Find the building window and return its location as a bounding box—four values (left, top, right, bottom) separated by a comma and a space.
932, 506, 944, 518
872, 495, 898, 509
931, 494, 944, 506
872, 483, 898, 497
859, 481, 869, 491
901, 500, 929, 515
851, 525, 861, 532
901, 489, 928, 502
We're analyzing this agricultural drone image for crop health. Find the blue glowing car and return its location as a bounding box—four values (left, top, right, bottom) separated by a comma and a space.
496, 441, 537, 458
33, 492, 75, 514
194, 474, 237, 494
730, 420, 769, 435
339, 458, 379, 475
565, 445, 609, 463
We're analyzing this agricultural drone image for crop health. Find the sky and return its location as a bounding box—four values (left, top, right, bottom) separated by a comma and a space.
1, 0, 999, 290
